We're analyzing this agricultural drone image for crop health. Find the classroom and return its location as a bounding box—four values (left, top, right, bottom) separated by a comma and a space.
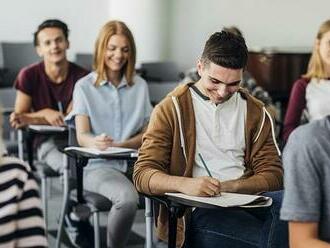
0, 0, 329, 247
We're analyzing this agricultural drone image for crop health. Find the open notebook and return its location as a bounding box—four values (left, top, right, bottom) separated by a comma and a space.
165, 192, 272, 208
64, 146, 138, 156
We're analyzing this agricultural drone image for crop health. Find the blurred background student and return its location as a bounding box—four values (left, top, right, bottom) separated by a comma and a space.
0, 106, 47, 247
9, 19, 88, 173
67, 20, 153, 248
282, 19, 330, 143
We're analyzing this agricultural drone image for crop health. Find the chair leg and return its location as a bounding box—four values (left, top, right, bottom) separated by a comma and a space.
145, 197, 154, 248
56, 166, 70, 248
41, 176, 48, 232
93, 212, 100, 248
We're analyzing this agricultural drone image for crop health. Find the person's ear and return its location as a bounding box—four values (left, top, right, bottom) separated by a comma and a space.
197, 59, 203, 77
36, 46, 43, 58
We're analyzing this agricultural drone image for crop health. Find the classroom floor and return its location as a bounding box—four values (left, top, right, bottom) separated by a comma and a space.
46, 177, 167, 248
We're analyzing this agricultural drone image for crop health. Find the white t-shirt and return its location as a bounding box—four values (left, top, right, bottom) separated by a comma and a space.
306, 78, 330, 121
190, 87, 247, 182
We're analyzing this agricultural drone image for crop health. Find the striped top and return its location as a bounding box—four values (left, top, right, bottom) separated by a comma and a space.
0, 157, 47, 248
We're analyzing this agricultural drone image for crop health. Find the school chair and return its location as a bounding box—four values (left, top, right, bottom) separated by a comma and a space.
56, 126, 113, 248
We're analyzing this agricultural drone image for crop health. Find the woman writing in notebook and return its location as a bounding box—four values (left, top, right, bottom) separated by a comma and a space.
68, 20, 153, 248
282, 19, 330, 143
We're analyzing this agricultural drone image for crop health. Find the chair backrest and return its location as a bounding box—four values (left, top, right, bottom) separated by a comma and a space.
140, 61, 181, 82
1, 42, 40, 87
75, 53, 93, 71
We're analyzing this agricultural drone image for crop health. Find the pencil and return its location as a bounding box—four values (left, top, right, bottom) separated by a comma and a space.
198, 153, 213, 178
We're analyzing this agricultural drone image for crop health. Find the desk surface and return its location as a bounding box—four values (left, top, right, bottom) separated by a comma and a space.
63, 146, 138, 161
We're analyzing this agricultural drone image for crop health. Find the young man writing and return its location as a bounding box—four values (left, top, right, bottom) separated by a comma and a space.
134, 31, 288, 247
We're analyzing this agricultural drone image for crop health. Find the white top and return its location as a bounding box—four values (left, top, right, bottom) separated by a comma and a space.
190, 88, 247, 182
306, 78, 330, 121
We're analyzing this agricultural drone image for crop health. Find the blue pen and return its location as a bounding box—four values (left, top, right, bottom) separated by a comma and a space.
57, 101, 64, 114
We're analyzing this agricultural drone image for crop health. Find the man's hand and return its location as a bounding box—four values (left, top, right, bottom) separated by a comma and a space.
93, 133, 114, 150
10, 112, 32, 129
179, 176, 221, 196
42, 109, 65, 126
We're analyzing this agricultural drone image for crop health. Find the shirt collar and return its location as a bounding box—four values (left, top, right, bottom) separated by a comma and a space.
97, 74, 128, 88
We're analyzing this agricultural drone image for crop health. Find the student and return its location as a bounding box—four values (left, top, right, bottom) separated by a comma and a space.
0, 107, 47, 247
282, 19, 330, 143
134, 31, 287, 247
67, 20, 153, 248
281, 116, 330, 247
182, 26, 274, 108
9, 19, 88, 173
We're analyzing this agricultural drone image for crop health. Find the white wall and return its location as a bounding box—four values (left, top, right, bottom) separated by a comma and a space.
1, 0, 330, 71
0, 0, 110, 61
109, 0, 169, 65
167, 0, 330, 71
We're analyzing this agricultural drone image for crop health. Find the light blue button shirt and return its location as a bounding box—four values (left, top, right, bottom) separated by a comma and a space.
67, 72, 153, 171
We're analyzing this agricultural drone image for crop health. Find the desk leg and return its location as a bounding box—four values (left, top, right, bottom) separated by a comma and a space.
76, 157, 87, 203
168, 206, 178, 248
145, 197, 154, 248
18, 130, 24, 160
56, 155, 70, 248
26, 132, 35, 170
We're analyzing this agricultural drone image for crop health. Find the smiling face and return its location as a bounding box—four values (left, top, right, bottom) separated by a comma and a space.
317, 30, 330, 67
104, 34, 129, 74
196, 60, 242, 104
36, 27, 69, 64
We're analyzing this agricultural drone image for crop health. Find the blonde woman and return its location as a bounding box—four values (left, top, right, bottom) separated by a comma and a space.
68, 20, 153, 248
283, 20, 330, 143
0, 107, 47, 247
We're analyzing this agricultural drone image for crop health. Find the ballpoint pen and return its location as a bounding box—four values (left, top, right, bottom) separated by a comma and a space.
57, 101, 64, 114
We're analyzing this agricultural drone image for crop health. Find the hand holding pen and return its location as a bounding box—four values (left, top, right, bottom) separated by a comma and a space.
198, 153, 221, 196
179, 153, 221, 197
94, 133, 114, 150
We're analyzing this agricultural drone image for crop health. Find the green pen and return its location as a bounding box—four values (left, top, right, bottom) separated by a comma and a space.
198, 153, 213, 178
198, 153, 221, 196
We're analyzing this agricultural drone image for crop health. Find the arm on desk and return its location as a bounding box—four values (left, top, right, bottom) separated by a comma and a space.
148, 172, 221, 197
75, 115, 113, 150
115, 124, 148, 149
76, 115, 148, 150
289, 222, 330, 248
10, 90, 64, 128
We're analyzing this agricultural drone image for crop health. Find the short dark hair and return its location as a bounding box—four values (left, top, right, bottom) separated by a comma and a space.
201, 31, 248, 69
33, 19, 69, 46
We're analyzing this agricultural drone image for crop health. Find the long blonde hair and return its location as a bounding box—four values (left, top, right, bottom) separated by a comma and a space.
304, 19, 330, 79
93, 20, 136, 86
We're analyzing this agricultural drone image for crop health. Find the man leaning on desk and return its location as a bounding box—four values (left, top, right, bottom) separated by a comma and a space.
9, 19, 88, 173
134, 31, 288, 248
